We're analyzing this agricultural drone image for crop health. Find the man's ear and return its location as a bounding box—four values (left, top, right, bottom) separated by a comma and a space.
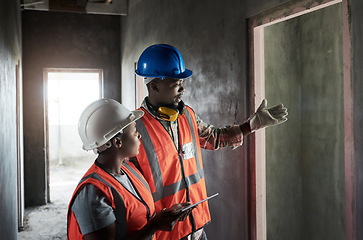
149, 80, 159, 92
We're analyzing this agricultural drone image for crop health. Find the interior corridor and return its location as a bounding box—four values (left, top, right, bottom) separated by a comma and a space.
2, 0, 363, 239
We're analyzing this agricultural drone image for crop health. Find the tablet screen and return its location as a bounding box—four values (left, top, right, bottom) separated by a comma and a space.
180, 193, 219, 213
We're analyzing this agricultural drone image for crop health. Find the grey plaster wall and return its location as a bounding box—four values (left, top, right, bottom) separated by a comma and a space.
22, 11, 121, 206
121, 1, 251, 239
0, 0, 22, 239
0, 0, 360, 239
352, 0, 363, 239
120, 0, 363, 239
265, 4, 344, 240
264, 17, 303, 240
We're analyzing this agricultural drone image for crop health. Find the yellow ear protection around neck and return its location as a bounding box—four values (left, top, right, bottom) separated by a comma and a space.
157, 106, 179, 122
146, 98, 185, 122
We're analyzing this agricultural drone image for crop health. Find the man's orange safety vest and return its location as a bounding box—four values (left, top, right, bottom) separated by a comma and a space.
67, 161, 156, 240
136, 106, 211, 240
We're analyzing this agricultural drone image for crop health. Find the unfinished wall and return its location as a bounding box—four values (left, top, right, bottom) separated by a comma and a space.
0, 1, 22, 239
121, 1, 250, 239
120, 0, 363, 239
352, 0, 363, 239
22, 10, 121, 206
265, 4, 344, 240
264, 17, 303, 240
119, 0, 287, 238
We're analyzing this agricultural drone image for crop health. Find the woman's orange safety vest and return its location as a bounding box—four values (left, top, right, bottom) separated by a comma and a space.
67, 161, 156, 240
136, 106, 211, 240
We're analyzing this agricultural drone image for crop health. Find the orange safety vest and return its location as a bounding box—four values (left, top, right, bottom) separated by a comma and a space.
136, 106, 211, 240
67, 161, 156, 240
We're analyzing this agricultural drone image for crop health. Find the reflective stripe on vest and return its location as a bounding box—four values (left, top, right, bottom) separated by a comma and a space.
123, 162, 152, 194
67, 172, 128, 240
136, 107, 205, 202
81, 172, 128, 239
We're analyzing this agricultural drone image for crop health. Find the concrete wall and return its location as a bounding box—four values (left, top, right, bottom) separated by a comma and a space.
120, 0, 362, 239
352, 0, 363, 239
14, 0, 363, 238
299, 5, 344, 239
0, 0, 22, 239
265, 4, 344, 240
22, 11, 121, 206
121, 1, 251, 239
264, 16, 303, 240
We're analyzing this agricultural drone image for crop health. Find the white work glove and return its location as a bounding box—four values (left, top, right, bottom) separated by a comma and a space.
248, 99, 288, 132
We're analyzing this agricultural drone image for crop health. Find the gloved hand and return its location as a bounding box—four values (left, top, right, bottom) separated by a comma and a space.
248, 99, 288, 132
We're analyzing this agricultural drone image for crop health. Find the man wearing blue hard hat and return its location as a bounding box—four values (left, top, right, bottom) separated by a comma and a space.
132, 44, 288, 240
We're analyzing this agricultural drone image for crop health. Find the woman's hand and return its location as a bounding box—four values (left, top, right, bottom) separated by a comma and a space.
83, 205, 194, 240
150, 202, 194, 232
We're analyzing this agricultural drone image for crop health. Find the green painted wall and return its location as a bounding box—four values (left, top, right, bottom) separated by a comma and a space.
264, 3, 344, 240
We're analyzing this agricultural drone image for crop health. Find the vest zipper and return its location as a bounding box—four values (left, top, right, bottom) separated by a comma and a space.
148, 108, 198, 234
177, 123, 197, 234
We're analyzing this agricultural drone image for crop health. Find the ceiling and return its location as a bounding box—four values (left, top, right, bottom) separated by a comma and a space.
21, 0, 128, 15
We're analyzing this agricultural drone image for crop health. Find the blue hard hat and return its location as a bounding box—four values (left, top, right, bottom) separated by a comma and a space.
135, 44, 192, 79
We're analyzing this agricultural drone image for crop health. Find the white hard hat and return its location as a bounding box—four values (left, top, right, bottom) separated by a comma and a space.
78, 98, 144, 152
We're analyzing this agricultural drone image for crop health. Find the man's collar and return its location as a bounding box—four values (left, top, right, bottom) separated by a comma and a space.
141, 97, 167, 122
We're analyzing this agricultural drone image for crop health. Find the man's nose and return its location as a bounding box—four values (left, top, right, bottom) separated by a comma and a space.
178, 84, 185, 93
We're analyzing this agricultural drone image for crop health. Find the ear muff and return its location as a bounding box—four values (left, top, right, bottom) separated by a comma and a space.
145, 98, 185, 122
157, 101, 185, 121
157, 106, 179, 121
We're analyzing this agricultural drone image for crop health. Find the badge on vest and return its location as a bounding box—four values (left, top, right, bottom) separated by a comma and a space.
181, 142, 195, 160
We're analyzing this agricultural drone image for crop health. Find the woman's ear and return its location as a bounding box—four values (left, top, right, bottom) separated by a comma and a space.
113, 137, 122, 148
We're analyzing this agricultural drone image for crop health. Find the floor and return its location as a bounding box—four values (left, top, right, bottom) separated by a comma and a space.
18, 157, 94, 240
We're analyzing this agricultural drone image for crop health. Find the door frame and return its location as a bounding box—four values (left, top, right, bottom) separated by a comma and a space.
16, 60, 25, 230
43, 68, 104, 202
246, 0, 353, 239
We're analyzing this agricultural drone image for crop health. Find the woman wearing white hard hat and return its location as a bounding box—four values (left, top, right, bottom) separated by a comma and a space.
67, 98, 192, 240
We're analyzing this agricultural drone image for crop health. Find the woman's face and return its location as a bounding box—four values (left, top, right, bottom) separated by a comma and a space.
120, 122, 141, 157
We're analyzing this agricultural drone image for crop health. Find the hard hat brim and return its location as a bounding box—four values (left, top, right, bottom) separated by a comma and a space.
121, 109, 144, 132
131, 109, 144, 122
174, 69, 193, 79
135, 69, 193, 79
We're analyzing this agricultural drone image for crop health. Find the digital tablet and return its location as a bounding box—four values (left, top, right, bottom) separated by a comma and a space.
180, 193, 219, 213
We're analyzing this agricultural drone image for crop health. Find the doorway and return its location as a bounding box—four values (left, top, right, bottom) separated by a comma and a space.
248, 0, 352, 239
44, 68, 103, 203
